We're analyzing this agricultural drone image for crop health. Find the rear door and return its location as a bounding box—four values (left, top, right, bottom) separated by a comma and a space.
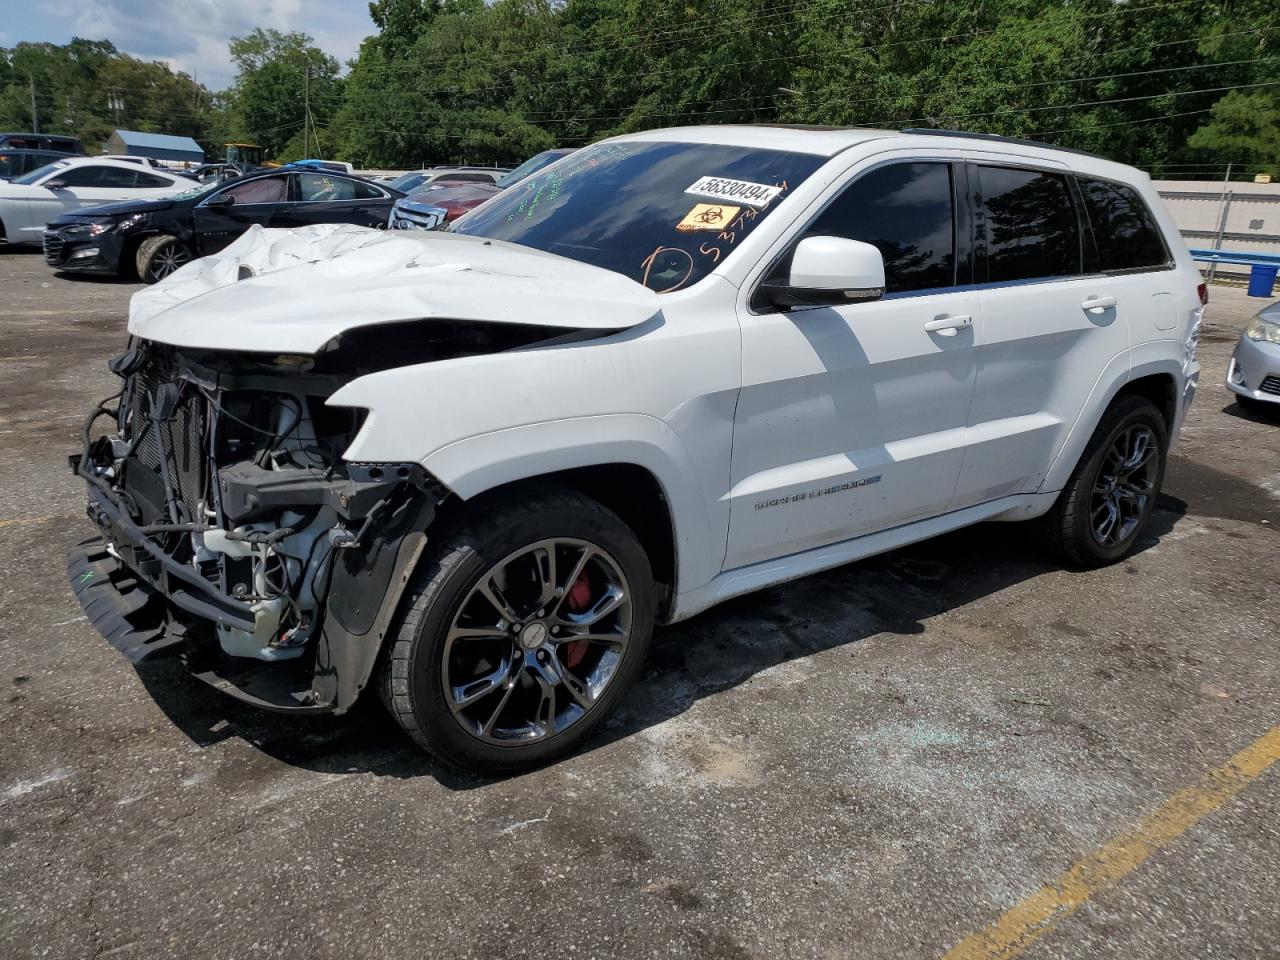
192, 173, 290, 254
1075, 176, 1180, 343
952, 160, 1127, 507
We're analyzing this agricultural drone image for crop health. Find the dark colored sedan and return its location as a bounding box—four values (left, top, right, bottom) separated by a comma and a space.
43, 167, 403, 283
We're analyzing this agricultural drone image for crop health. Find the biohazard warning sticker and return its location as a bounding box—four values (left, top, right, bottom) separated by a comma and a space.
685, 176, 783, 208
677, 203, 740, 232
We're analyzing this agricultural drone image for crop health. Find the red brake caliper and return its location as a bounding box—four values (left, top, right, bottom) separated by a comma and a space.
562, 570, 593, 669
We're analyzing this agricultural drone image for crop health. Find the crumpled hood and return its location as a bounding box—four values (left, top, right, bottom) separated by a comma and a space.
128, 223, 661, 353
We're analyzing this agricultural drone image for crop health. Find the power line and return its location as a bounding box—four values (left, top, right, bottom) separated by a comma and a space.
335, 54, 1279, 130
856, 79, 1280, 129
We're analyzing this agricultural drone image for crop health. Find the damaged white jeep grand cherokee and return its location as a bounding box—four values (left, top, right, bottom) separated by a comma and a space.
70, 126, 1203, 772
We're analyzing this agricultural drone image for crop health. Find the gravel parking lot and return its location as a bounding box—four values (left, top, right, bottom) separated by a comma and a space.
1, 248, 1277, 959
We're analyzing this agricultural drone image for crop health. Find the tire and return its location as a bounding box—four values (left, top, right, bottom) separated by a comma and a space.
1043, 394, 1169, 567
135, 234, 191, 284
381, 485, 655, 773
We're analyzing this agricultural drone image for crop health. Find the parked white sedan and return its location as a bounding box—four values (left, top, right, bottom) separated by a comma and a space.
0, 156, 189, 246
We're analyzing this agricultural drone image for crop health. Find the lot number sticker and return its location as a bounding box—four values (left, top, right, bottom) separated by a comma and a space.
685, 176, 784, 209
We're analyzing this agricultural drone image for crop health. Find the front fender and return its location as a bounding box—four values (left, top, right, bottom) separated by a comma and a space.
422, 413, 722, 596
329, 316, 740, 599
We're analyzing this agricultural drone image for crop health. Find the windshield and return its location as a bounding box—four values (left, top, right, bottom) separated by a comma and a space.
389, 171, 429, 193
452, 141, 824, 293
496, 150, 570, 189
14, 159, 71, 185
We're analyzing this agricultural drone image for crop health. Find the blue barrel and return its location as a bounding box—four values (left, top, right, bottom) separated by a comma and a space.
1248, 264, 1278, 298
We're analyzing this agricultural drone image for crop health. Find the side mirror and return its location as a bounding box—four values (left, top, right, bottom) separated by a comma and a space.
44, 178, 67, 190
761, 236, 886, 309
204, 193, 236, 210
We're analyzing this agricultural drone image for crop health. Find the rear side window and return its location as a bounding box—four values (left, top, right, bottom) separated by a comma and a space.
781, 161, 958, 294
95, 168, 146, 189
134, 171, 173, 188
1077, 177, 1169, 272
978, 166, 1081, 283
298, 173, 368, 201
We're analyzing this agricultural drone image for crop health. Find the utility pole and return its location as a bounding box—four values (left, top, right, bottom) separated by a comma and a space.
1208, 162, 1233, 284
29, 76, 39, 134
303, 63, 310, 158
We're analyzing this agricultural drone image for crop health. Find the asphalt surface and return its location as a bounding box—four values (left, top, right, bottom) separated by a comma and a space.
1, 248, 1277, 959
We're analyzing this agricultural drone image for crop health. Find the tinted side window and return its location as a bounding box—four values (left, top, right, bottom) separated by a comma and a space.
786, 162, 957, 294
221, 175, 288, 204
298, 173, 358, 201
95, 168, 143, 188
352, 180, 384, 200
1077, 177, 1168, 272
978, 166, 1081, 283
57, 166, 112, 187
134, 171, 173, 188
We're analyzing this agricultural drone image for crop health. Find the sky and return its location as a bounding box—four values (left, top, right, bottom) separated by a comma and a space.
2, 0, 377, 90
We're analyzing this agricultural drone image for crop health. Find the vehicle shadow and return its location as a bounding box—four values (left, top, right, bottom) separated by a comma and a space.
50, 269, 138, 285
131, 489, 1193, 791
1221, 399, 1280, 425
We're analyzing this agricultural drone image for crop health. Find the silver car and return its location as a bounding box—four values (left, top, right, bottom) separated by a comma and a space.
1227, 300, 1280, 413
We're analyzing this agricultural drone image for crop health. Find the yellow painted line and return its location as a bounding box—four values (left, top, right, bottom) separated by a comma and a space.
943, 725, 1280, 960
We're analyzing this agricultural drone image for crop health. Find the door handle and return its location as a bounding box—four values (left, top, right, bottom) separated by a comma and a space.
1081, 295, 1117, 313
924, 314, 973, 337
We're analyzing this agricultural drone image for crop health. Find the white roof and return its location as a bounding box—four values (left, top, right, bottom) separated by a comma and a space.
46, 156, 181, 176
609, 125, 1141, 177
613, 125, 896, 156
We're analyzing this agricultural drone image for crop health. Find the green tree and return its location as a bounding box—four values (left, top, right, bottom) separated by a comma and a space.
1189, 90, 1280, 176
223, 28, 342, 159
0, 39, 216, 153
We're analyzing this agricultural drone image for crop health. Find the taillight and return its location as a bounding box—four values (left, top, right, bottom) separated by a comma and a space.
1197, 282, 1208, 306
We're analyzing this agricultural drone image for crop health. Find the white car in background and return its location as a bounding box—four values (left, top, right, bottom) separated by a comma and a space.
1227, 300, 1280, 413
0, 156, 189, 246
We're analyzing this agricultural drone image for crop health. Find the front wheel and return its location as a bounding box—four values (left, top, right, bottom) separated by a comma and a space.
381, 486, 655, 773
1043, 395, 1169, 567
135, 234, 191, 284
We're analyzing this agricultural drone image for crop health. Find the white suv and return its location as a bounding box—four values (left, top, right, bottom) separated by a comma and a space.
70, 126, 1203, 772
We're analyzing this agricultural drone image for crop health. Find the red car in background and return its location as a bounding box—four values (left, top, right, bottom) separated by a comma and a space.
388, 179, 500, 231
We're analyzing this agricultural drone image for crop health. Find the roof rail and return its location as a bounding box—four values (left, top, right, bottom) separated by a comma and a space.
900, 128, 1107, 161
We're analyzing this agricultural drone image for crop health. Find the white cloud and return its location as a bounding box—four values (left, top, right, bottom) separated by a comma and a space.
44, 0, 372, 89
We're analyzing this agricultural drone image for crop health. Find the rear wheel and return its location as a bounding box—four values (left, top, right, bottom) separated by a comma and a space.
1043, 395, 1168, 567
381, 486, 654, 773
135, 234, 191, 284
